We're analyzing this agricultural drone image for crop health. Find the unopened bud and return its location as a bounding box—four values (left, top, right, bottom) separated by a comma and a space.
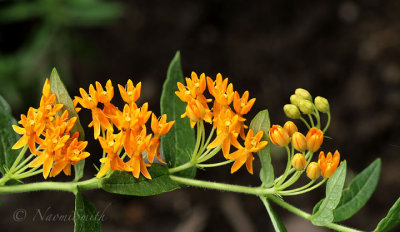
307, 162, 321, 179
298, 100, 314, 114
290, 94, 302, 107
292, 132, 307, 152
269, 125, 290, 147
283, 104, 301, 119
314, 96, 330, 113
306, 127, 324, 152
283, 121, 298, 137
295, 88, 312, 101
292, 153, 306, 171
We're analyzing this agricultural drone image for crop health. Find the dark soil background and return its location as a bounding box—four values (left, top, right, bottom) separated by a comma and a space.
0, 0, 399, 231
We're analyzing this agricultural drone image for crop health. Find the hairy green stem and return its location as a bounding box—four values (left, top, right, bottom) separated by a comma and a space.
0, 178, 101, 194
170, 175, 274, 196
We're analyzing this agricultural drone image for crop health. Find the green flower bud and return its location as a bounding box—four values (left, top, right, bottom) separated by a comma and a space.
298, 99, 314, 114
290, 94, 302, 107
283, 104, 301, 119
295, 88, 312, 101
314, 96, 330, 113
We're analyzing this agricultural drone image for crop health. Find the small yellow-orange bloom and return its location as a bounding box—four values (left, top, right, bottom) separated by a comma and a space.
228, 129, 268, 174
283, 121, 298, 137
269, 125, 290, 147
318, 150, 340, 178
292, 132, 307, 152
181, 99, 212, 128
292, 153, 306, 170
306, 127, 323, 152
307, 162, 321, 179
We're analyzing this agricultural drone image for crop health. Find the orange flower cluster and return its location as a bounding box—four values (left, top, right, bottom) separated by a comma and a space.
75, 80, 174, 179
176, 72, 266, 174
12, 79, 89, 179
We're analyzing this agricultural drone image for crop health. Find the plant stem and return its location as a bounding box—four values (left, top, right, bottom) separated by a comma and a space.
314, 107, 321, 128
308, 114, 315, 127
268, 195, 364, 232
300, 116, 311, 129
10, 145, 29, 171
280, 178, 326, 196
0, 178, 101, 194
275, 146, 292, 187
323, 112, 331, 133
197, 159, 234, 168
168, 161, 195, 174
170, 175, 274, 196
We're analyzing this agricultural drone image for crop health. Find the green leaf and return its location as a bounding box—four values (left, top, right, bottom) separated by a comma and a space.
333, 158, 381, 222
101, 164, 180, 196
311, 161, 347, 226
260, 197, 287, 232
74, 190, 102, 232
160, 52, 196, 178
249, 110, 274, 187
374, 197, 400, 232
0, 95, 21, 177
312, 199, 323, 215
49, 68, 85, 181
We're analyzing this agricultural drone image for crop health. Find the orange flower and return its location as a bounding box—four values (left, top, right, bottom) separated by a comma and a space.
50, 138, 90, 177
207, 110, 241, 157
181, 99, 212, 128
148, 114, 175, 163
269, 125, 290, 147
186, 72, 207, 97
207, 73, 234, 117
12, 107, 46, 154
233, 91, 255, 116
37, 79, 64, 122
118, 80, 141, 105
318, 150, 340, 178
306, 127, 323, 152
95, 80, 118, 116
125, 128, 152, 179
97, 131, 125, 177
228, 130, 268, 174
75, 84, 113, 139
233, 91, 255, 138
29, 128, 70, 179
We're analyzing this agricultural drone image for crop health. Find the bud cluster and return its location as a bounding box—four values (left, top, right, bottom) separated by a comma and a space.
283, 88, 330, 120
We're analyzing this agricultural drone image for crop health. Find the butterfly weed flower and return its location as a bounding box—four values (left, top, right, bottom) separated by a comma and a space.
318, 150, 340, 178
172, 71, 264, 175
97, 130, 125, 177
228, 129, 268, 174
75, 79, 174, 179
148, 114, 175, 163
75, 84, 113, 139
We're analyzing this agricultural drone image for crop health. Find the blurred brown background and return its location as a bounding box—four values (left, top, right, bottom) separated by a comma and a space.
0, 0, 399, 231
